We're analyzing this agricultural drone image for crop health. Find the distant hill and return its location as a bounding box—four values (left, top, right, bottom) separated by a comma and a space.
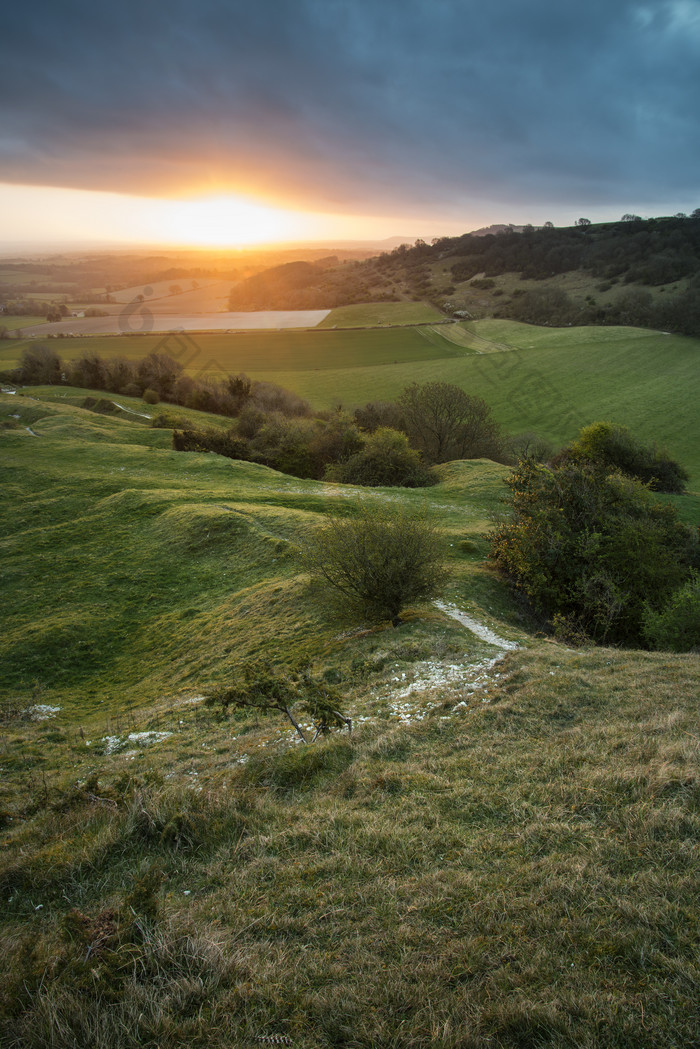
228, 214, 700, 336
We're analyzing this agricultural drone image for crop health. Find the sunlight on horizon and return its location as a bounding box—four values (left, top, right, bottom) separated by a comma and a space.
0, 183, 457, 250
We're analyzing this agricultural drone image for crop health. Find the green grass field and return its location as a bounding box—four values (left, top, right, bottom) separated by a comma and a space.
0, 316, 48, 330
1, 390, 698, 1047
4, 319, 697, 478
318, 301, 445, 327
1, 325, 465, 376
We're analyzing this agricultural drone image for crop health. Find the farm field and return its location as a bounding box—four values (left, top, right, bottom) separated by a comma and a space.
1, 391, 698, 1047
4, 318, 699, 483
107, 277, 231, 308
17, 308, 331, 336
1, 324, 465, 374
318, 301, 445, 327
0, 315, 47, 330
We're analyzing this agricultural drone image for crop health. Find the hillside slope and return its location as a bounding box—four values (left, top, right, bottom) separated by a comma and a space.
1, 392, 698, 1047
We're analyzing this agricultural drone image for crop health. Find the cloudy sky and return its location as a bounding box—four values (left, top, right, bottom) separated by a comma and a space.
2, 0, 699, 246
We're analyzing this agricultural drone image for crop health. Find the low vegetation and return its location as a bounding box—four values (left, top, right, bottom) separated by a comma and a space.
304, 502, 449, 625
1, 642, 698, 1048
1, 285, 699, 1045
490, 431, 698, 646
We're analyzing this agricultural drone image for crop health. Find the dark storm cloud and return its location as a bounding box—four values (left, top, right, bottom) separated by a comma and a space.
1, 0, 699, 215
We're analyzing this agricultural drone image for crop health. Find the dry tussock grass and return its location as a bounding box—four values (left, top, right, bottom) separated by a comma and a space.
1, 643, 698, 1047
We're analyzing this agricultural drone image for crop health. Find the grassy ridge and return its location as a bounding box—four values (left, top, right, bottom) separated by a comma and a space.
1, 390, 699, 1047
0, 393, 509, 721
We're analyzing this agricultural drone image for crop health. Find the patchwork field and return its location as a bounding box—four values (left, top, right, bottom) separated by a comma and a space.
4, 318, 699, 485
1, 391, 698, 1048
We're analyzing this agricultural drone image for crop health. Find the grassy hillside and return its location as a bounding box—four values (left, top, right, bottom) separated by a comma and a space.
0, 392, 511, 720
1, 391, 698, 1047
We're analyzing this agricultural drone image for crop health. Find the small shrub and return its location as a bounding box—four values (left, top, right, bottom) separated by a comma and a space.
331, 427, 435, 487
150, 411, 191, 429
304, 502, 448, 625
210, 661, 351, 742
643, 574, 700, 652
142, 388, 160, 405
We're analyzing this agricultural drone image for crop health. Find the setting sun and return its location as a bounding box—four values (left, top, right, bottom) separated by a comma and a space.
0, 182, 445, 249
155, 193, 321, 246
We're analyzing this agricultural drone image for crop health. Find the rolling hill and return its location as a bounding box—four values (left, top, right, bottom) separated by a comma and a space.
1, 389, 698, 1047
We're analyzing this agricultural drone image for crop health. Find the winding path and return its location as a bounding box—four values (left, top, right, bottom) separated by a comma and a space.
434, 600, 520, 650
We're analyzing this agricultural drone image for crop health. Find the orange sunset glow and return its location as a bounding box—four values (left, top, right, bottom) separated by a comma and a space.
0, 182, 480, 250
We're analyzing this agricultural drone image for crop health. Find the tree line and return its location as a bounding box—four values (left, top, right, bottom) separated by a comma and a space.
173, 380, 508, 485
5, 346, 511, 487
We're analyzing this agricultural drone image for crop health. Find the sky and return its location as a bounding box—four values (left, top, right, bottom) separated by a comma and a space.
1, 0, 699, 248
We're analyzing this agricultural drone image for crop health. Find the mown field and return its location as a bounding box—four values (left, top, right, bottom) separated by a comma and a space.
318, 302, 445, 327
3, 319, 699, 481
1, 392, 698, 1048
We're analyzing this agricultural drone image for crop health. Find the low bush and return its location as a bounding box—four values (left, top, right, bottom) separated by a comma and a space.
304, 502, 449, 625
329, 427, 435, 487
643, 573, 700, 652
490, 457, 697, 645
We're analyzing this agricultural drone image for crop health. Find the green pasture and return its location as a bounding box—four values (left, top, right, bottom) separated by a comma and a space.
318, 301, 445, 327
0, 392, 510, 723
1, 324, 465, 376
0, 316, 48, 330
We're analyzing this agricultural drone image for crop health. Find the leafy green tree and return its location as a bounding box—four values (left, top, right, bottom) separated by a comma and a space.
490, 458, 697, 645
17, 345, 62, 385
304, 503, 448, 626
398, 381, 503, 463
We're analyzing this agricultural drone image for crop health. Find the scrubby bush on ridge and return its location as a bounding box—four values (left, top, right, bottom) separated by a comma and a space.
643, 573, 700, 652
562, 420, 688, 493
303, 502, 449, 625
490, 455, 698, 646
